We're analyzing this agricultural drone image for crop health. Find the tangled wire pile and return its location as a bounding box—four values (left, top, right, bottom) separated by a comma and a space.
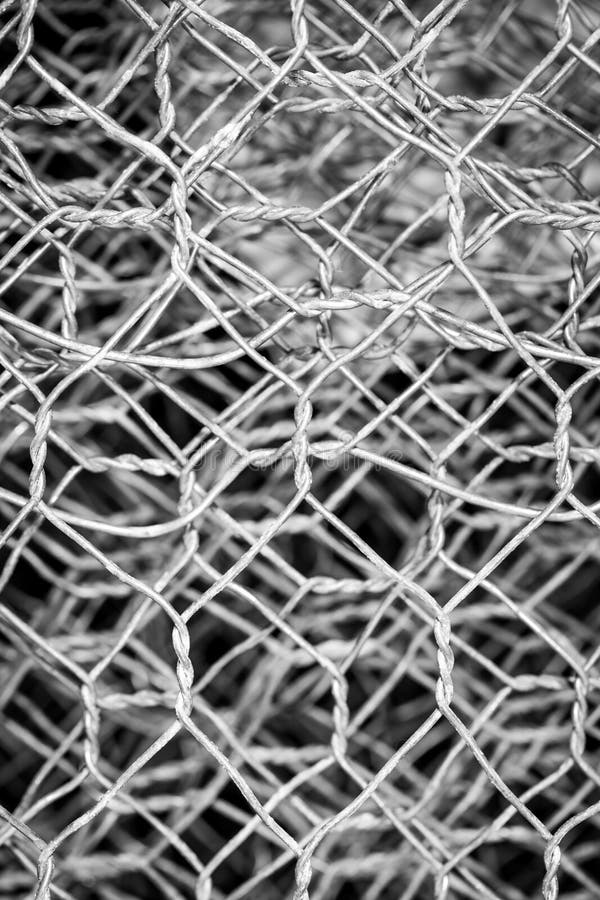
3, 0, 600, 897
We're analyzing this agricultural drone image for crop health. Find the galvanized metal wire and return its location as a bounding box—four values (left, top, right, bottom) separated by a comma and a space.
2, 0, 600, 898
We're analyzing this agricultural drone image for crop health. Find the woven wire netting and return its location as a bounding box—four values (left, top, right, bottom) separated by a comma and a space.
3, 0, 600, 898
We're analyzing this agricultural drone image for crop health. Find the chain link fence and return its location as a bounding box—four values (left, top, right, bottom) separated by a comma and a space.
2, 0, 600, 898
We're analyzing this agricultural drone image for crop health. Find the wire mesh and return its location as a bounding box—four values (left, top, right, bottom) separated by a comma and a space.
2, 0, 600, 898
